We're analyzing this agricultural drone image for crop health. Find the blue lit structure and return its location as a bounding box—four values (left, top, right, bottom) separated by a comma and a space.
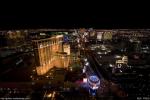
87, 75, 100, 96
63, 34, 69, 43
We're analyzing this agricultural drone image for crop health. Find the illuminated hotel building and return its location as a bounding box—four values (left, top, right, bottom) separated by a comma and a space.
63, 44, 70, 55
32, 35, 63, 75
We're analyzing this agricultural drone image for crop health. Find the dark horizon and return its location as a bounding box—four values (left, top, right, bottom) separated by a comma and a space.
0, 14, 150, 30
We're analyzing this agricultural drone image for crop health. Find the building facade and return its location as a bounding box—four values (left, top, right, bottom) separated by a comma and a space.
32, 35, 63, 75
63, 43, 70, 55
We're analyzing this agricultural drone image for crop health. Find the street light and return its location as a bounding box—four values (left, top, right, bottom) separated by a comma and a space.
84, 58, 87, 62
85, 62, 89, 66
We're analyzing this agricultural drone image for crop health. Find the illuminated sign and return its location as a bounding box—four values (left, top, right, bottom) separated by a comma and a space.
103, 32, 112, 40
40, 33, 46, 35
88, 75, 100, 90
97, 32, 103, 40
83, 78, 87, 83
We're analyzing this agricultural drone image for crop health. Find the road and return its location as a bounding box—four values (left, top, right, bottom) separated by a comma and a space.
83, 49, 127, 98
84, 49, 110, 80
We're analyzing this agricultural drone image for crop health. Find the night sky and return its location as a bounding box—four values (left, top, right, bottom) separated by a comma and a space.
0, 3, 149, 30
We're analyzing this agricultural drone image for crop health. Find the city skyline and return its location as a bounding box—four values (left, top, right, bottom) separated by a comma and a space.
0, 29, 150, 99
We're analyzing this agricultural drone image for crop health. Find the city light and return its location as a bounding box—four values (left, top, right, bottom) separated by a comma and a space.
109, 64, 113, 67
85, 62, 89, 66
70, 67, 73, 71
97, 52, 102, 54
88, 75, 100, 90
83, 78, 87, 83
0, 29, 150, 99
82, 68, 86, 73
114, 55, 122, 59
47, 93, 52, 97
84, 58, 87, 62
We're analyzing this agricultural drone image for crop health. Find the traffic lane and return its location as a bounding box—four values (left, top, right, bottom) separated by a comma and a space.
85, 51, 102, 79
87, 55, 103, 79
84, 59, 95, 77
89, 53, 111, 80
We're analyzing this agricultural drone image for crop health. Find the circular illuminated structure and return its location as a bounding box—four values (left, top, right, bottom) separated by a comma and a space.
87, 75, 100, 90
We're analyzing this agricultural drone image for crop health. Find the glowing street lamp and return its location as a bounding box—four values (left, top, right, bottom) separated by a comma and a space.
85, 62, 89, 66
84, 58, 87, 62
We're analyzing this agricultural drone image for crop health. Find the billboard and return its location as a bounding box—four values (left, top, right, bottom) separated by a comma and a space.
103, 32, 112, 40
90, 31, 96, 37
97, 32, 103, 40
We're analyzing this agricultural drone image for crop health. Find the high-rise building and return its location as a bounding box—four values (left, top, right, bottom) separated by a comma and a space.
32, 35, 63, 75
63, 43, 70, 55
